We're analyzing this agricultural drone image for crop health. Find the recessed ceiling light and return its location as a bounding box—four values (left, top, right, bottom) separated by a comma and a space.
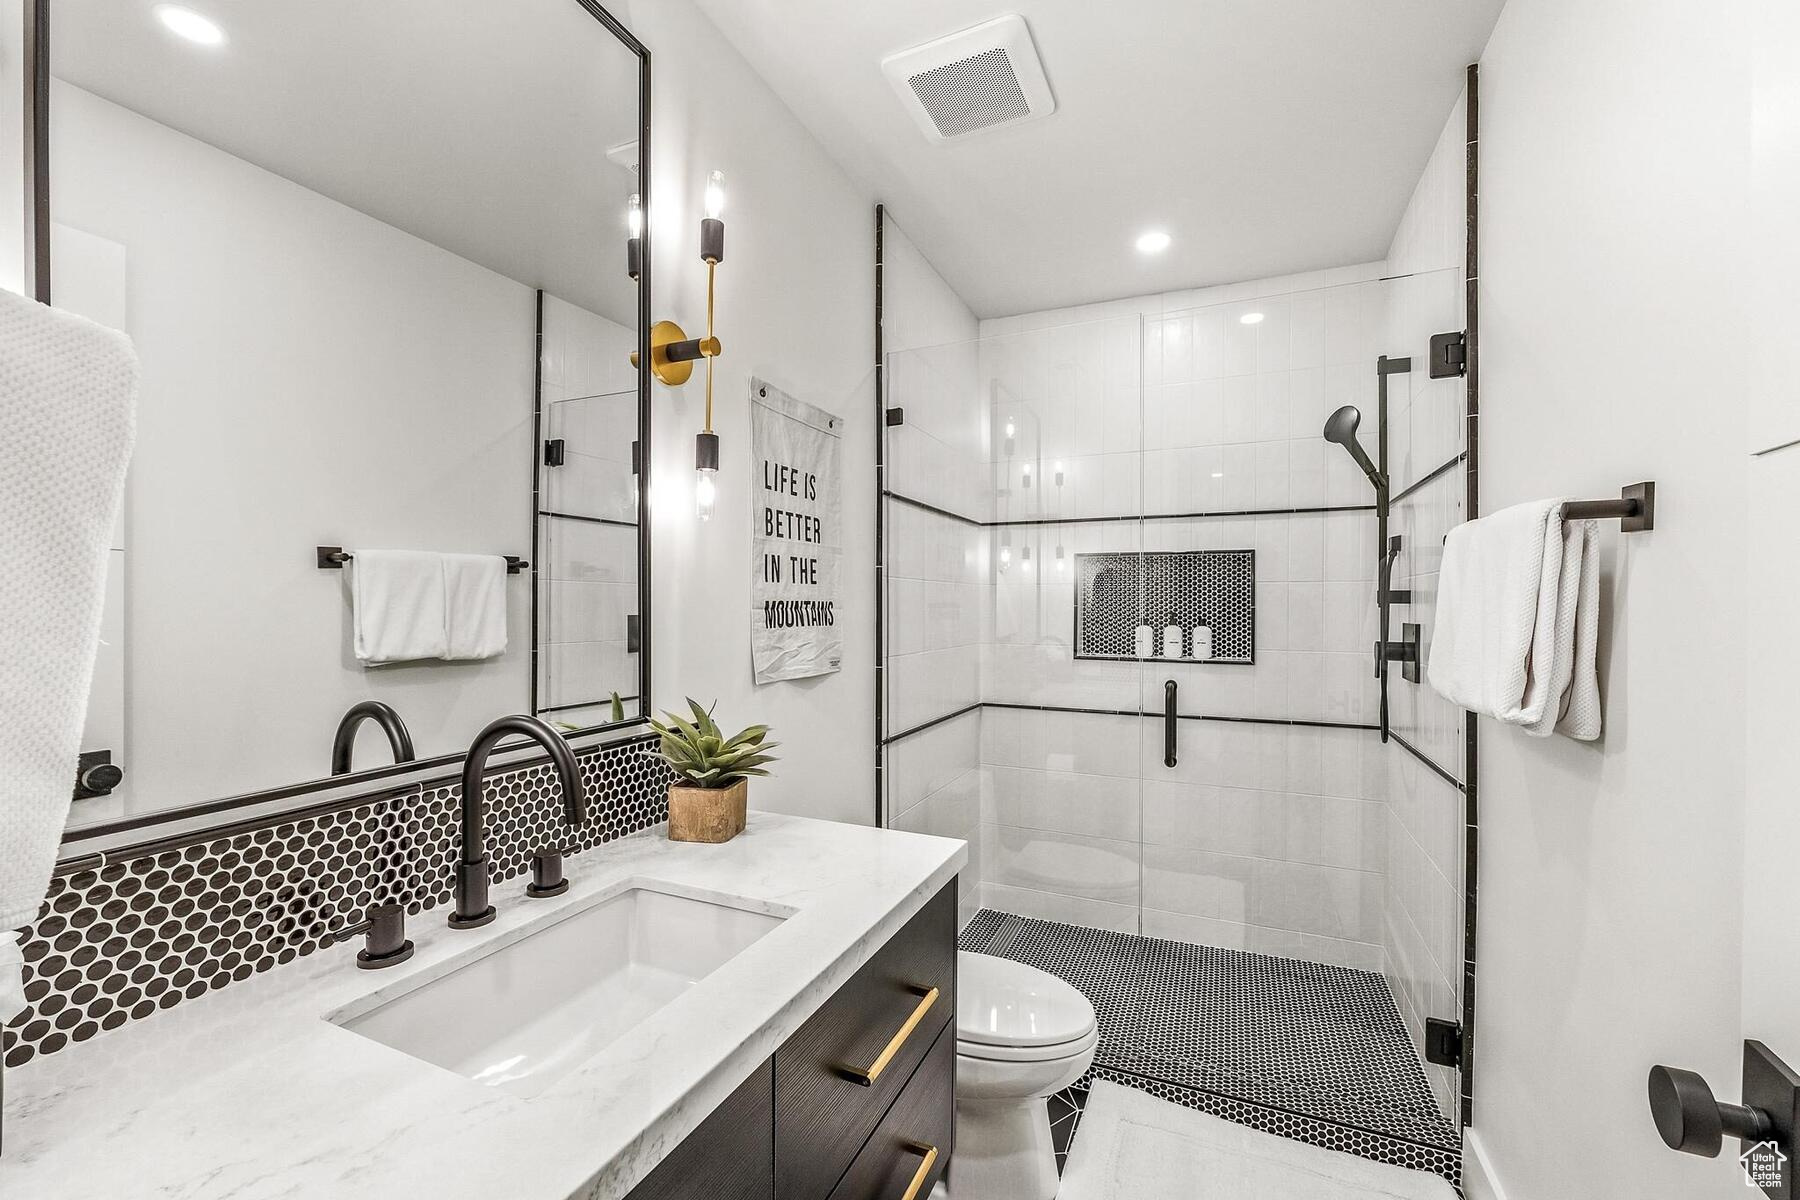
1135, 230, 1171, 255
155, 5, 226, 46
1240, 312, 1265, 325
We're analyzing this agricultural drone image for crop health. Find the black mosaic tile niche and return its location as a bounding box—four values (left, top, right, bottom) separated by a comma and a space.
1075, 549, 1255, 664
3, 734, 671, 1069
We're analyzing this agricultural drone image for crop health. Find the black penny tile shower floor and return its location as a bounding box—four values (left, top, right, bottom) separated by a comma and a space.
960, 909, 1461, 1185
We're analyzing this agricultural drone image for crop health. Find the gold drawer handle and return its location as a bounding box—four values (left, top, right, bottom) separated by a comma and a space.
899, 1142, 939, 1200
840, 985, 940, 1086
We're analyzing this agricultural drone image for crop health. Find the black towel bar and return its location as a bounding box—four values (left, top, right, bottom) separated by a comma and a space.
1559, 482, 1655, 532
316, 546, 528, 573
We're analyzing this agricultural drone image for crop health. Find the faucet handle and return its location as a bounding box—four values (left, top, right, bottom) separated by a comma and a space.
526, 847, 569, 898
326, 902, 416, 969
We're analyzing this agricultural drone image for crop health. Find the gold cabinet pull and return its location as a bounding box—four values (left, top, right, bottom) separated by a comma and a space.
898, 1142, 939, 1200
840, 985, 940, 1086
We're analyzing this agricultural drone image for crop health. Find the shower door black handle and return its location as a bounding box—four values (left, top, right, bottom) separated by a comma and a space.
1163, 680, 1177, 768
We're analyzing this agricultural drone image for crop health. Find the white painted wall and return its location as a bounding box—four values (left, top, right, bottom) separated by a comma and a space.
614, 0, 878, 825
1471, 0, 1751, 1195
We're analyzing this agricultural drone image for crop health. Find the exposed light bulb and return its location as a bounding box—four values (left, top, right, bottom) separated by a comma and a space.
627, 193, 643, 237
704, 170, 727, 220
695, 469, 716, 521
155, 4, 225, 45
1005, 419, 1016, 438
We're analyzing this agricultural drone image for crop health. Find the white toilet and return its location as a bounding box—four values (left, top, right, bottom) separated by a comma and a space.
953, 951, 1099, 1200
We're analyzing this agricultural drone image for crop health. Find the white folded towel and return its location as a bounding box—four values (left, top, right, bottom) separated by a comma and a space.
1427, 499, 1603, 740
351, 549, 449, 665
442, 553, 508, 660
0, 290, 137, 997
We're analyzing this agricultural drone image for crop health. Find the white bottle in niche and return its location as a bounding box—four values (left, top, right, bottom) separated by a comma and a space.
1161, 615, 1183, 659
1192, 625, 1214, 661
1134, 623, 1155, 659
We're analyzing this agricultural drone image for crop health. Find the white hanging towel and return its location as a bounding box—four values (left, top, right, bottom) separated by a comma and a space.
0, 289, 137, 1022
1427, 499, 1603, 740
442, 553, 508, 660
350, 549, 450, 665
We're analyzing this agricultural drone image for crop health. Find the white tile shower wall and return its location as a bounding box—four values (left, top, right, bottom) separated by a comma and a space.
969, 270, 1391, 945
888, 706, 983, 925
976, 706, 1386, 969
879, 214, 985, 905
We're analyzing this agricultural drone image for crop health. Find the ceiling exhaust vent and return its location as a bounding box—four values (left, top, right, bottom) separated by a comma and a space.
881, 14, 1055, 143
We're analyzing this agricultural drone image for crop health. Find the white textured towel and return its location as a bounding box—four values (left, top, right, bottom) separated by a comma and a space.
442, 553, 508, 660
1428, 499, 1603, 740
351, 549, 449, 665
0, 289, 137, 1021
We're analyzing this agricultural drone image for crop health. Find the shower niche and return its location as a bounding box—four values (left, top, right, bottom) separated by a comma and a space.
1073, 549, 1256, 663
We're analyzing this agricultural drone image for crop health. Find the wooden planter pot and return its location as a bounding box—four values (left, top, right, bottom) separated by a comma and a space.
668, 777, 748, 844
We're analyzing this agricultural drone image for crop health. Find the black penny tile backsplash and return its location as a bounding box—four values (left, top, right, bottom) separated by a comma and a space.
3, 733, 670, 1068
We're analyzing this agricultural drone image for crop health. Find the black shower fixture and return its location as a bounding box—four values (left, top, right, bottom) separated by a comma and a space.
1323, 405, 1385, 494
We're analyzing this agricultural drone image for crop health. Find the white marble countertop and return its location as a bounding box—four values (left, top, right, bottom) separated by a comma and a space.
0, 813, 967, 1199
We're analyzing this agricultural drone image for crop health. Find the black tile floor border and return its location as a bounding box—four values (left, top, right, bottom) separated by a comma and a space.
962, 908, 1461, 1188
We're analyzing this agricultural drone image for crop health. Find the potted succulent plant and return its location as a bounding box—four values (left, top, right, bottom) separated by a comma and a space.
646, 699, 779, 843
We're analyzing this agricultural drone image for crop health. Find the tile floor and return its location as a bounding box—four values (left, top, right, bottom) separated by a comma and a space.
960, 909, 1461, 1187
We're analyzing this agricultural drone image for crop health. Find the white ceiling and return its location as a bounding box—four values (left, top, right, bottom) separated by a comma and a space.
693, 0, 1505, 317
52, 0, 643, 327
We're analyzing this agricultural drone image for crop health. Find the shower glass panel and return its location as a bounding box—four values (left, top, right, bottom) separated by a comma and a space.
881, 268, 1469, 1178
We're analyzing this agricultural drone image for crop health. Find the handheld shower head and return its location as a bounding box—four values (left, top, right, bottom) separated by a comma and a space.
1323, 405, 1361, 447
1322, 405, 1384, 493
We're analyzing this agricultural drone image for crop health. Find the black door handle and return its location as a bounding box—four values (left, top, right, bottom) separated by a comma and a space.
1649, 1065, 1770, 1157
1163, 679, 1177, 768
1647, 1040, 1797, 1192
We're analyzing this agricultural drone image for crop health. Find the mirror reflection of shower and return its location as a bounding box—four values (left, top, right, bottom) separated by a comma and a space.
1322, 404, 1385, 493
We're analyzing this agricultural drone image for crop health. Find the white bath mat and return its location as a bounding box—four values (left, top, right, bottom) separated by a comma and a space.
1057, 1081, 1457, 1200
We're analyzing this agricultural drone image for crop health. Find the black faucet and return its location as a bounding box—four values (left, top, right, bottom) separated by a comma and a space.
450, 715, 587, 929
331, 700, 416, 776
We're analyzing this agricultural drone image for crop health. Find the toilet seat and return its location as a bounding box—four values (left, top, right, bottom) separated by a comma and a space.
955, 951, 1097, 1060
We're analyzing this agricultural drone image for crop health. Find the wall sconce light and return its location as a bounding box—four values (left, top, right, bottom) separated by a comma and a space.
628, 170, 729, 520
1022, 462, 1033, 489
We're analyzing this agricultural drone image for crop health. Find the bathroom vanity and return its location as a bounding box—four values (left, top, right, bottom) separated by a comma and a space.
0, 815, 966, 1200
629, 882, 956, 1200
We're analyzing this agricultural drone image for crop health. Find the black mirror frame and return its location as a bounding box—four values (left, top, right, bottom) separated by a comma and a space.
34, 0, 656, 860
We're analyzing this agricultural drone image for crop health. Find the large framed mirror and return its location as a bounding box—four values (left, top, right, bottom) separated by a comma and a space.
38, 0, 653, 846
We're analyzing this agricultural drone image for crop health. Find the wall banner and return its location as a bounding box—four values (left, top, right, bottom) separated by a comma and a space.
749, 378, 841, 684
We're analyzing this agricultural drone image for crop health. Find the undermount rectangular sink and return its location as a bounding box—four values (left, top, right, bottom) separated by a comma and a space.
333, 885, 784, 1097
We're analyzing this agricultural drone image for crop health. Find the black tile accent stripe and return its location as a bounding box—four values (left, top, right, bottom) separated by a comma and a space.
881, 700, 1377, 748
962, 909, 1460, 1186
3, 734, 671, 1068
885, 489, 1376, 530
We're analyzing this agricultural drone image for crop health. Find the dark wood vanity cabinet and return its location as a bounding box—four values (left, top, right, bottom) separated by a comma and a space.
626, 881, 956, 1200
625, 1060, 775, 1200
